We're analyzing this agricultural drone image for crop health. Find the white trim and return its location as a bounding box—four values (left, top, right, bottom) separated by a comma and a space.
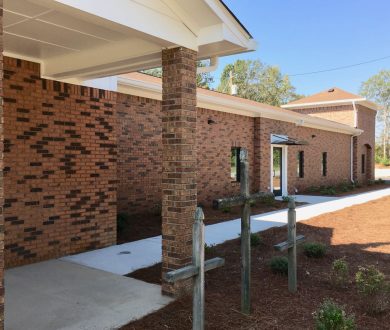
117, 76, 363, 136
282, 98, 378, 112
270, 144, 288, 196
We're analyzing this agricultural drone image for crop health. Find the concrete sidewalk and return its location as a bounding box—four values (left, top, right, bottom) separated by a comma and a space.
63, 187, 390, 276
5, 260, 172, 330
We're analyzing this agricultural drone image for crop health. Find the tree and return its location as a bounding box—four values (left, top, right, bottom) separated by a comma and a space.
142, 60, 214, 89
217, 59, 299, 107
360, 70, 390, 159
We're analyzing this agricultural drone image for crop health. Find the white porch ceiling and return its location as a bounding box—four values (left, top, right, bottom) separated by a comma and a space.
3, 0, 256, 80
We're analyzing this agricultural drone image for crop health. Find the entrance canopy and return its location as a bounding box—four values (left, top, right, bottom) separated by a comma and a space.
3, 0, 256, 80
271, 134, 308, 146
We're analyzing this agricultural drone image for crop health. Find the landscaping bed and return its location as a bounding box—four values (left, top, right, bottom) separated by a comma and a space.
124, 196, 390, 330
302, 181, 389, 197
117, 199, 298, 244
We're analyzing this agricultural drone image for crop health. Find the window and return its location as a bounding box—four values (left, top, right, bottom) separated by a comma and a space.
297, 151, 304, 178
322, 152, 327, 177
361, 154, 365, 174
231, 147, 241, 182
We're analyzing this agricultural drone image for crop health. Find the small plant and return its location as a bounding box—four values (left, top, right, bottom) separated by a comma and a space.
320, 186, 336, 196
282, 195, 292, 202
303, 242, 327, 258
221, 206, 231, 213
331, 258, 349, 288
375, 178, 385, 184
269, 256, 288, 275
313, 299, 356, 330
337, 181, 354, 193
249, 200, 256, 207
261, 194, 275, 206
250, 233, 262, 247
367, 179, 375, 186
117, 213, 128, 232
308, 185, 320, 193
355, 265, 389, 313
204, 243, 216, 254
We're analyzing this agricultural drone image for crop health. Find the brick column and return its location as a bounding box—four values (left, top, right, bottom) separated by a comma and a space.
352, 136, 358, 182
0, 1, 4, 327
161, 47, 197, 296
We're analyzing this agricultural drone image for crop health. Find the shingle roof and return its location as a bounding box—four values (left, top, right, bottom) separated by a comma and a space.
286, 87, 364, 106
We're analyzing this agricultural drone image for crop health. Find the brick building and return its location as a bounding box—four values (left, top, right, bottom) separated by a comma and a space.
0, 0, 378, 323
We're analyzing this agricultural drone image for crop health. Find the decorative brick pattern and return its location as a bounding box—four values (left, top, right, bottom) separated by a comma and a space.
0, 3, 5, 327
161, 47, 197, 296
3, 57, 117, 267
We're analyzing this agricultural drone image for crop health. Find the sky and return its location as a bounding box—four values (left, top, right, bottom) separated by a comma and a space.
212, 0, 390, 97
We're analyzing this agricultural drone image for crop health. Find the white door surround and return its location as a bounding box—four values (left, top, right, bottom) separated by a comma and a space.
270, 144, 288, 196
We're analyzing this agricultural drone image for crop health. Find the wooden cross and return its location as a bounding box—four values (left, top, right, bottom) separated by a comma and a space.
274, 198, 305, 293
213, 148, 274, 314
163, 207, 225, 330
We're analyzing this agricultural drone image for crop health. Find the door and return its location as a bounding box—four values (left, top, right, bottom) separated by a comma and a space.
273, 147, 283, 196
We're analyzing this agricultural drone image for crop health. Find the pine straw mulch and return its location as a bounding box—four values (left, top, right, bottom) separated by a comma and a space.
123, 195, 390, 330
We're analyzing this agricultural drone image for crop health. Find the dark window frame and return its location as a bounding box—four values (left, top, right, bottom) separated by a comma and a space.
361, 154, 366, 174
231, 147, 241, 182
297, 151, 304, 178
322, 152, 327, 177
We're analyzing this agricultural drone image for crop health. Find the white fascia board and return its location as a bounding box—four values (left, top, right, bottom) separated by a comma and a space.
282, 98, 378, 112
117, 77, 362, 136
54, 0, 198, 50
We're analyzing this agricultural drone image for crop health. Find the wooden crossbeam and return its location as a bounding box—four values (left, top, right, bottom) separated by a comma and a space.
274, 235, 306, 251
212, 191, 274, 209
164, 257, 225, 283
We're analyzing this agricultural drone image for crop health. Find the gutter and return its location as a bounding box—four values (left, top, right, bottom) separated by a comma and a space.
117, 76, 363, 136
197, 57, 219, 74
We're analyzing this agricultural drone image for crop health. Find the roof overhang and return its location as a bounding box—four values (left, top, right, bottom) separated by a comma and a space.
282, 98, 379, 112
117, 75, 363, 137
271, 134, 308, 146
3, 0, 256, 80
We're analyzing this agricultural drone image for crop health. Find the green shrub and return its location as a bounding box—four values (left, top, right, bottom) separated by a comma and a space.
261, 194, 275, 206
204, 243, 216, 254
331, 258, 349, 288
320, 186, 336, 196
250, 233, 262, 247
117, 213, 128, 232
337, 182, 354, 193
375, 178, 385, 185
355, 265, 389, 313
249, 200, 256, 207
282, 195, 292, 202
313, 299, 356, 330
381, 158, 390, 166
269, 256, 288, 275
221, 206, 231, 213
303, 242, 327, 258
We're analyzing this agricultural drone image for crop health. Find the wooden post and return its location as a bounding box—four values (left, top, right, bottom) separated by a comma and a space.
240, 149, 251, 314
287, 199, 297, 293
193, 207, 205, 330
163, 207, 225, 330
274, 198, 305, 293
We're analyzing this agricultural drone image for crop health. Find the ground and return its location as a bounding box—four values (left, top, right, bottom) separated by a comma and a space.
117, 183, 388, 244
123, 196, 390, 330
117, 200, 296, 243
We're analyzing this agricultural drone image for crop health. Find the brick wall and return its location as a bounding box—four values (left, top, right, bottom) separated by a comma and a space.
291, 104, 355, 126
355, 105, 376, 183
0, 2, 4, 326
3, 57, 117, 267
116, 93, 162, 215
258, 117, 352, 193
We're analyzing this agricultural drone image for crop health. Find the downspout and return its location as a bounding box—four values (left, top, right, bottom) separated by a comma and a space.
351, 101, 358, 183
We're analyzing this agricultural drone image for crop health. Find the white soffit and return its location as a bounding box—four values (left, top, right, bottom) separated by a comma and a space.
3, 0, 255, 80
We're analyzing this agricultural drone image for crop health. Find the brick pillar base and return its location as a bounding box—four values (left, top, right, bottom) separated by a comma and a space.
0, 1, 4, 327
161, 47, 197, 296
